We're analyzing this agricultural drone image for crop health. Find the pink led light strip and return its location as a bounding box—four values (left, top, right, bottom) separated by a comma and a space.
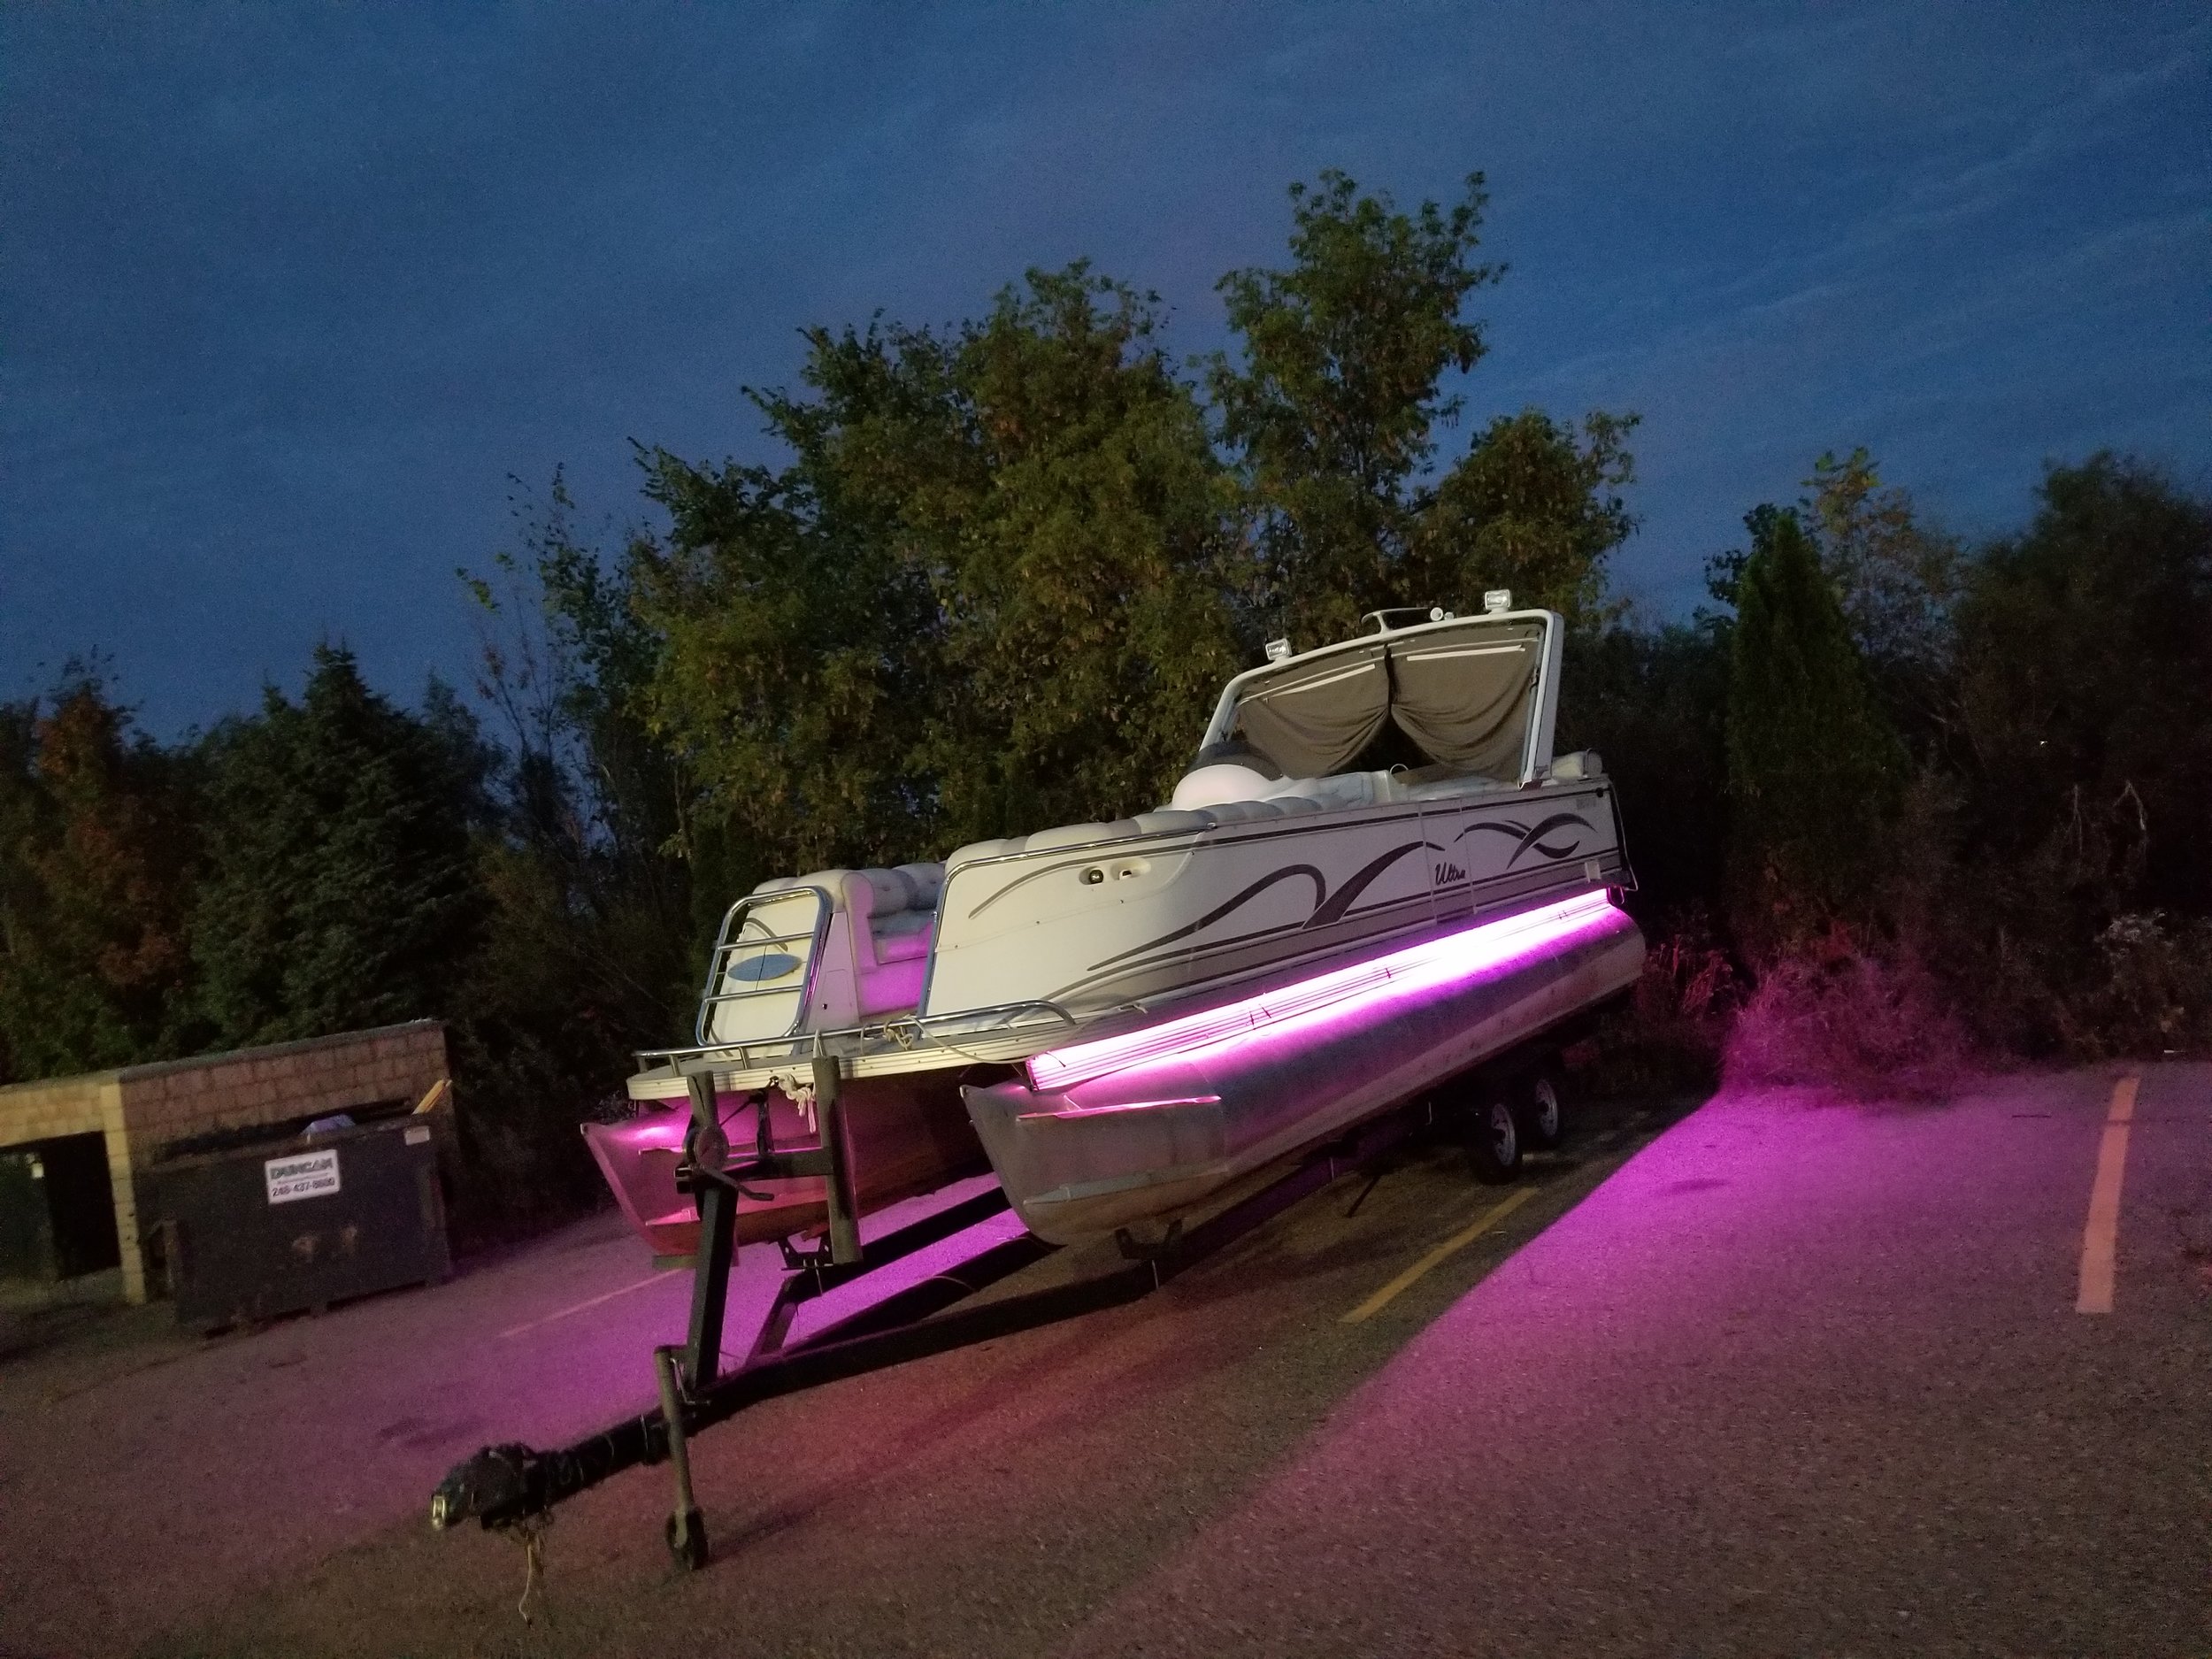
1028, 888, 1622, 1090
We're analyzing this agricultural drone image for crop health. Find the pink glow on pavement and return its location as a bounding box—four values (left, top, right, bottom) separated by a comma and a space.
1030, 888, 1625, 1092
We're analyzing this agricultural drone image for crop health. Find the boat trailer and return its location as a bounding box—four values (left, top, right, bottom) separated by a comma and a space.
427, 1052, 1449, 1573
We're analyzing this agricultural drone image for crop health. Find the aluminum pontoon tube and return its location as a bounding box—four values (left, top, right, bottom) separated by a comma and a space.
963, 889, 1643, 1243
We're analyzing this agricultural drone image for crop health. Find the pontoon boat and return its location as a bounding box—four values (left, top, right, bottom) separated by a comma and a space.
588, 600, 1644, 1256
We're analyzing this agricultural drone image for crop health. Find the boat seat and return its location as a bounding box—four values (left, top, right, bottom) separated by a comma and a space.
945, 768, 1398, 874
946, 795, 1352, 877
752, 862, 944, 1018
1193, 795, 1321, 825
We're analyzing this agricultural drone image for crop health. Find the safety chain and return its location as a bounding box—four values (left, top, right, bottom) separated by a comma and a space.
507, 1511, 553, 1624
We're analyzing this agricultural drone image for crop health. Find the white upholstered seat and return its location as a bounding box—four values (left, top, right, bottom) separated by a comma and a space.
751, 862, 946, 1020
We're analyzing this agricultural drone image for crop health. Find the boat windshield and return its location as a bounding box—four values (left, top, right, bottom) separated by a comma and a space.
1224, 616, 1548, 780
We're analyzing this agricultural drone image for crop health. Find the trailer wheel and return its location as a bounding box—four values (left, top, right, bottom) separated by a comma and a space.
1466, 1095, 1522, 1184
1516, 1069, 1565, 1152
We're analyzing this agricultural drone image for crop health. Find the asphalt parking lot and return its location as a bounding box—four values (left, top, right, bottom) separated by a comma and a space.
1, 1065, 2204, 1658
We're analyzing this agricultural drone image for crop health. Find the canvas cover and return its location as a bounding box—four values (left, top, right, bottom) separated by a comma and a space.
1230, 643, 1390, 780
1229, 618, 1545, 780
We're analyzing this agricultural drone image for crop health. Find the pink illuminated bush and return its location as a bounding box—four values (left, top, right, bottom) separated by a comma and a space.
1724, 926, 1973, 1099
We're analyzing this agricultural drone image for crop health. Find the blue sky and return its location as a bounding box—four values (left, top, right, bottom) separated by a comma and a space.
4, 4, 2205, 734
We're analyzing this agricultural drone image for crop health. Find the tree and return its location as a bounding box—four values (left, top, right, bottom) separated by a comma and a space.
1800, 448, 1959, 735
1210, 171, 1500, 643
0, 673, 196, 1079
452, 481, 710, 1211
630, 320, 958, 882
1412, 408, 1638, 629
191, 647, 484, 1047
465, 472, 697, 984
1558, 618, 1730, 920
1951, 454, 2212, 919
635, 264, 1245, 869
1726, 508, 1907, 949
926, 266, 1242, 841
1213, 172, 1636, 642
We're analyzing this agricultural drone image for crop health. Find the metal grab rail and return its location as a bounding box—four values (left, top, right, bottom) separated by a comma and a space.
692, 887, 835, 1047
638, 997, 1081, 1079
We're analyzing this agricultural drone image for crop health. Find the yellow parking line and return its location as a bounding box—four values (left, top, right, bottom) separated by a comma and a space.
1342, 1187, 1538, 1325
2075, 1074, 2139, 1315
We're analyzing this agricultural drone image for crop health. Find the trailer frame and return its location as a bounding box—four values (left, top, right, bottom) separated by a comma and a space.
428, 1002, 1617, 1570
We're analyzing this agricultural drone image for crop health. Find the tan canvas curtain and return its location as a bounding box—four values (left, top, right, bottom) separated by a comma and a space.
1229, 621, 1541, 780
1232, 646, 1389, 777
1386, 625, 1541, 780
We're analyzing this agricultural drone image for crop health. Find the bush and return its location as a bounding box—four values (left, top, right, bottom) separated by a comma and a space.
2066, 911, 2212, 1059
1724, 926, 1975, 1099
1579, 907, 1741, 1096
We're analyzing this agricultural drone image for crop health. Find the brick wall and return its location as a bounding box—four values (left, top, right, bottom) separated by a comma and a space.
115, 1021, 450, 1160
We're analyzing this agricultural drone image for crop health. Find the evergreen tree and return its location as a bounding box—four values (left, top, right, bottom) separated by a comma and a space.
1726, 508, 1906, 950
191, 647, 483, 1047
1558, 620, 1730, 921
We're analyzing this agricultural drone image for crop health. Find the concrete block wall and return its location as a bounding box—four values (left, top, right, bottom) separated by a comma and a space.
0, 1072, 116, 1148
0, 1074, 131, 1293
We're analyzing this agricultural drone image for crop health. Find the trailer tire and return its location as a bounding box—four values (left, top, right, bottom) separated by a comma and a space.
1516, 1069, 1565, 1152
1466, 1094, 1522, 1184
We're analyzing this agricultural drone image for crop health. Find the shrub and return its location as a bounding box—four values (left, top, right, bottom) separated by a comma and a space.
2065, 911, 2212, 1059
1579, 906, 1741, 1096
1724, 925, 1975, 1099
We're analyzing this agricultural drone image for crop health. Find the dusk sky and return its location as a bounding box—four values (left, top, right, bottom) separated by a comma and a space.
4, 4, 2205, 737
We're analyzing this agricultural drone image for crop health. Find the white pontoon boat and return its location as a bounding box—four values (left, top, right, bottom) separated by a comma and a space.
588, 600, 1645, 1256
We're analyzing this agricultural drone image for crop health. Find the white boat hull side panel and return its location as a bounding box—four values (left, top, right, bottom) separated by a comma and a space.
926, 781, 1625, 1023
962, 895, 1644, 1243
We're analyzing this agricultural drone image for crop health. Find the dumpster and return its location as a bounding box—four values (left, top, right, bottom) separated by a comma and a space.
146, 1114, 450, 1332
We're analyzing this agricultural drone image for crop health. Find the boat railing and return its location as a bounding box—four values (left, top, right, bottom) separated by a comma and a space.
641, 998, 1082, 1079
692, 887, 836, 1047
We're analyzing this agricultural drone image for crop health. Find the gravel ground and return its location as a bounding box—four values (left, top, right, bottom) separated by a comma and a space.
1, 1070, 2202, 1658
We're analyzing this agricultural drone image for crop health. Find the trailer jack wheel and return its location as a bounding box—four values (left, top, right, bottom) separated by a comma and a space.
654, 1345, 710, 1571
